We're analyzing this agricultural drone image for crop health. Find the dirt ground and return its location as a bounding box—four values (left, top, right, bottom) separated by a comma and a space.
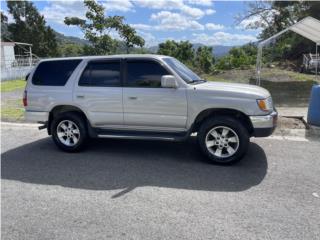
277, 116, 306, 130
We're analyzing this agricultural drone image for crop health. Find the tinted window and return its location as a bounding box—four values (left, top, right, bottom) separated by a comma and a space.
79, 61, 121, 87
126, 60, 169, 87
32, 60, 81, 86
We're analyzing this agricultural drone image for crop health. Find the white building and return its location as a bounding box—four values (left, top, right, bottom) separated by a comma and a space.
0, 41, 39, 81
1, 42, 16, 69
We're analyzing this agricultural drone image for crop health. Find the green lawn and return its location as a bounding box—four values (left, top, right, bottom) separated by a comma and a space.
1, 99, 24, 122
1, 79, 26, 92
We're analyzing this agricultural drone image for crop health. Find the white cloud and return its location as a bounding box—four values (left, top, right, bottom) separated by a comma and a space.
192, 32, 257, 45
180, 5, 205, 19
102, 0, 134, 12
130, 23, 153, 31
41, 1, 86, 24
1, 10, 14, 23
236, 9, 280, 30
137, 31, 158, 46
187, 0, 213, 6
134, 0, 214, 19
133, 0, 183, 10
236, 15, 262, 30
205, 9, 216, 15
41, 0, 134, 25
150, 11, 204, 31
206, 23, 224, 30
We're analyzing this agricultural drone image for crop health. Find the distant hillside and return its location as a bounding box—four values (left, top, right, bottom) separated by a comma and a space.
54, 31, 89, 45
147, 44, 235, 58
52, 32, 235, 57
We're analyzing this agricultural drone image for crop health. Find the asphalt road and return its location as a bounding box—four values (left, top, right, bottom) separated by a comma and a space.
1, 123, 320, 240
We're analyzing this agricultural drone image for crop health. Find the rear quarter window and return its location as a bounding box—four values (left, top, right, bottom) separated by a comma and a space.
32, 60, 81, 86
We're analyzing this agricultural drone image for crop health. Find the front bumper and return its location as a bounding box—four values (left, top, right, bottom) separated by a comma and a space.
250, 111, 278, 137
25, 110, 49, 123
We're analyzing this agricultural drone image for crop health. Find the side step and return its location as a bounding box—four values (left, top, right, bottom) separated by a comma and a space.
94, 128, 189, 141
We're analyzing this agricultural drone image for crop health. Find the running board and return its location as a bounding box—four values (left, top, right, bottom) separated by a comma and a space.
94, 128, 189, 141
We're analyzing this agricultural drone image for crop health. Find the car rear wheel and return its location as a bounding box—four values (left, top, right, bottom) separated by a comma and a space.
51, 112, 87, 152
198, 116, 249, 164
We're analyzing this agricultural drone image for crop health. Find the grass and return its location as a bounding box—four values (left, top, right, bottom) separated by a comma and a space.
201, 67, 319, 107
1, 99, 24, 122
1, 79, 26, 92
201, 67, 318, 84
259, 68, 316, 82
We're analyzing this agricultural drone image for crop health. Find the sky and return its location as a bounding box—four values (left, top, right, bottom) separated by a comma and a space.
1, 0, 261, 47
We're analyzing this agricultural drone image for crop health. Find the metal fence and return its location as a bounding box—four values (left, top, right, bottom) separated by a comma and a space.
1, 57, 40, 81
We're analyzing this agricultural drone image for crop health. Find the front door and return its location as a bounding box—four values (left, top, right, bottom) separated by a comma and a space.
123, 59, 188, 131
73, 60, 123, 128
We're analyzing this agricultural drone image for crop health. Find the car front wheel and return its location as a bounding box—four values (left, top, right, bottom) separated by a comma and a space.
198, 116, 249, 164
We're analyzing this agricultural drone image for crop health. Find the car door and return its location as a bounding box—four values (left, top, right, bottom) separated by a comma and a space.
73, 59, 123, 128
123, 59, 188, 131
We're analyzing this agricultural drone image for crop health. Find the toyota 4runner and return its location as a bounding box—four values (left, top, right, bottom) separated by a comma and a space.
24, 55, 277, 164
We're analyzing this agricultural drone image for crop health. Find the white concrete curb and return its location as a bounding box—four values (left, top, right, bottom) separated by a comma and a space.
1, 121, 40, 128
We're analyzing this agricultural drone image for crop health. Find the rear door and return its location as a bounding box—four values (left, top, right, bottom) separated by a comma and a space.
123, 59, 188, 131
73, 59, 123, 128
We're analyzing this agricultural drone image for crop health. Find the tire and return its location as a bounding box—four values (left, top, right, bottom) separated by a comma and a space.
51, 112, 87, 152
197, 116, 249, 164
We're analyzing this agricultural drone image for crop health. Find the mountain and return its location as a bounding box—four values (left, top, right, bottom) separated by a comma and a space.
212, 45, 235, 58
52, 31, 235, 58
147, 44, 235, 58
54, 31, 89, 45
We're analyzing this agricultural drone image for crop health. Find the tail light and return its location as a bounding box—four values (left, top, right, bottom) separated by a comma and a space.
23, 90, 27, 106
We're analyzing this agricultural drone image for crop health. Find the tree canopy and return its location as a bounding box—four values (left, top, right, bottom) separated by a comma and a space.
5, 0, 58, 57
64, 0, 144, 55
239, 1, 320, 60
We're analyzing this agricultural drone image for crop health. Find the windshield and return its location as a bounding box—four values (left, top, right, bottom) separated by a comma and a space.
163, 57, 202, 83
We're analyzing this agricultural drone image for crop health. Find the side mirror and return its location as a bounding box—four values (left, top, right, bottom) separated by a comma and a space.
161, 75, 178, 88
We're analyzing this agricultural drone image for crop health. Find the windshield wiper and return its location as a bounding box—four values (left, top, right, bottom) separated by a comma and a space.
188, 79, 206, 84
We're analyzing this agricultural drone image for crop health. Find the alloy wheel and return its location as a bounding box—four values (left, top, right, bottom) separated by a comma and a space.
205, 126, 239, 158
56, 120, 81, 147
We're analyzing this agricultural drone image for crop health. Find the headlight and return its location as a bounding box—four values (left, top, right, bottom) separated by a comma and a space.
257, 97, 273, 112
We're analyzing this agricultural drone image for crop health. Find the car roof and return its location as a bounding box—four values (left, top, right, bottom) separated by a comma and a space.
39, 54, 170, 62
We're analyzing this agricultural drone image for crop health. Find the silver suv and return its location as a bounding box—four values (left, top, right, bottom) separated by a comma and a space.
24, 54, 277, 164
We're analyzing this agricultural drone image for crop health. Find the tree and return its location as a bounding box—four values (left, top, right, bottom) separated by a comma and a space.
215, 43, 257, 70
158, 40, 178, 56
65, 0, 144, 55
157, 40, 194, 65
1, 12, 11, 41
6, 0, 59, 57
118, 24, 145, 53
176, 41, 194, 64
58, 43, 84, 57
238, 1, 320, 60
195, 46, 215, 73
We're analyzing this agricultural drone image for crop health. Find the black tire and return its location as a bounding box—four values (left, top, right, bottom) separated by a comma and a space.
197, 116, 249, 164
51, 112, 87, 152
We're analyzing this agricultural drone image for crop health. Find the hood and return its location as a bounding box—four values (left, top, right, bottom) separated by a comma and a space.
193, 81, 271, 99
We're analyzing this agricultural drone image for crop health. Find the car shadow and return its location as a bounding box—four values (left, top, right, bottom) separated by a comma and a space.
1, 137, 268, 198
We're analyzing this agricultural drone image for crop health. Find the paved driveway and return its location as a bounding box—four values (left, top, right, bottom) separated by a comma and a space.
1, 123, 320, 240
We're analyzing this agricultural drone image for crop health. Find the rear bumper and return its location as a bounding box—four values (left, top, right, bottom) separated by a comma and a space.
25, 110, 49, 123
250, 111, 278, 137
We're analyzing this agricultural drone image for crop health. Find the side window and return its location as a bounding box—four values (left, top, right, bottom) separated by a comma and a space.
32, 60, 81, 86
126, 60, 169, 88
79, 61, 121, 87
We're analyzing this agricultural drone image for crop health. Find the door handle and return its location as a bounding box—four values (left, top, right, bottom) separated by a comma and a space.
76, 95, 85, 99
129, 96, 137, 100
